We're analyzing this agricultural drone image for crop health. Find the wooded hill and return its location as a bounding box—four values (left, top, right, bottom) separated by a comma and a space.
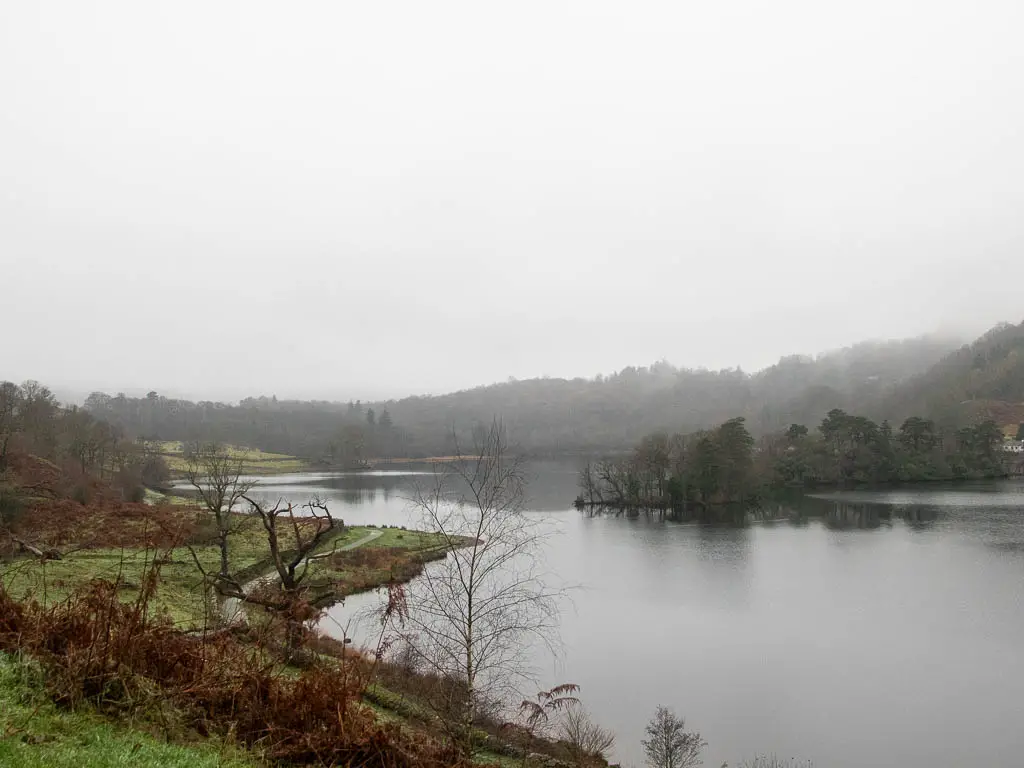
73, 328, 1022, 459
876, 320, 1024, 432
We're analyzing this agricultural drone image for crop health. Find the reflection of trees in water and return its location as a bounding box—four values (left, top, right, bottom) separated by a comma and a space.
898, 505, 938, 528
582, 503, 748, 525
761, 497, 939, 530
282, 474, 409, 506
823, 502, 889, 530
335, 486, 402, 505
337, 488, 376, 504
594, 493, 943, 531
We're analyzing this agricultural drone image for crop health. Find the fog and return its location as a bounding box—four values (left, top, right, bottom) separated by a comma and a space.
2, 1, 1023, 402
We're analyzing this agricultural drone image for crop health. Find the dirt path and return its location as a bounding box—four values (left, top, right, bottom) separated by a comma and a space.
307, 529, 383, 560
221, 528, 384, 624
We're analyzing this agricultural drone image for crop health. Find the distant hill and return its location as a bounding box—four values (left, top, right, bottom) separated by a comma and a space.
79, 333, 966, 458
378, 335, 959, 454
748, 334, 961, 432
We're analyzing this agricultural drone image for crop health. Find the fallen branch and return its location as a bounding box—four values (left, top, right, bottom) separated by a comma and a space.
10, 536, 61, 561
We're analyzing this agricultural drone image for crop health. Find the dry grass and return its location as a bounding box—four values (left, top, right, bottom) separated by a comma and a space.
0, 575, 470, 768
306, 530, 461, 600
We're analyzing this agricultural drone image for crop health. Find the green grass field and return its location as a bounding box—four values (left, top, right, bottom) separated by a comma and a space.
143, 487, 195, 506
0, 653, 259, 768
155, 441, 310, 475
0, 523, 452, 628
0, 520, 381, 627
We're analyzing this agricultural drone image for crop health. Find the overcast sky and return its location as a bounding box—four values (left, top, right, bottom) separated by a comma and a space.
2, 1, 1023, 402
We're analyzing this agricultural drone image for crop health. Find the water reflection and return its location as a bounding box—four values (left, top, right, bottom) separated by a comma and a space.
752, 495, 946, 530
191, 465, 1024, 768
249, 470, 413, 499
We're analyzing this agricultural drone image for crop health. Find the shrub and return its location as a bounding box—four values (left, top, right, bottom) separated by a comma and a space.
70, 483, 92, 506
0, 481, 25, 529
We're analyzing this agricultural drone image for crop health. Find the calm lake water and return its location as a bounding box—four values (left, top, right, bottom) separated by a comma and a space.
243, 464, 1024, 768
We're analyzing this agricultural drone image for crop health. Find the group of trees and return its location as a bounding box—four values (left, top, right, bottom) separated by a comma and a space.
581, 408, 1012, 513
579, 417, 758, 511
1, 380, 168, 502
84, 391, 405, 466
766, 409, 1006, 487
325, 402, 398, 466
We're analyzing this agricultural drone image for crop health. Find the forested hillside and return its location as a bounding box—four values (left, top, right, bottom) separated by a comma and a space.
79, 335, 959, 459
878, 320, 1024, 430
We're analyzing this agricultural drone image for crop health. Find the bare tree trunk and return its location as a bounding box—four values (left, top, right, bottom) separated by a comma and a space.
397, 419, 566, 757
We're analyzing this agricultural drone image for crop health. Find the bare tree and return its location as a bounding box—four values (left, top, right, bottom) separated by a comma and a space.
186, 494, 338, 657
0, 381, 21, 471
559, 702, 616, 768
242, 495, 337, 654
642, 706, 705, 768
184, 442, 258, 587
595, 459, 631, 506
398, 418, 565, 756
238, 497, 337, 591
577, 462, 600, 505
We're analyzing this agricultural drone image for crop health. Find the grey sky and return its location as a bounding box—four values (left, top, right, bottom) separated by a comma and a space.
2, 1, 1023, 402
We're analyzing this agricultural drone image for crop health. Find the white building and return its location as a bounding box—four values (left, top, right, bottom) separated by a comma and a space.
1002, 440, 1024, 454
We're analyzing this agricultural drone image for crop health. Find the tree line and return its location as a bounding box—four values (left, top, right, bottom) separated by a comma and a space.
579, 410, 1011, 515
1, 380, 169, 503
79, 333, 966, 459
83, 391, 404, 466
24, 320, 1024, 466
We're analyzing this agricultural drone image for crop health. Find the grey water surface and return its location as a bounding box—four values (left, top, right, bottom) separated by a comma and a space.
252, 463, 1024, 768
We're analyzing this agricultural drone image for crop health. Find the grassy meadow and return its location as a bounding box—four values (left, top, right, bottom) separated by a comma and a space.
1, 518, 454, 628
155, 441, 310, 475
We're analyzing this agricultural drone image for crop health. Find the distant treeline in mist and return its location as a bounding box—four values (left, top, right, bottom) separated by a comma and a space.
75, 320, 1024, 461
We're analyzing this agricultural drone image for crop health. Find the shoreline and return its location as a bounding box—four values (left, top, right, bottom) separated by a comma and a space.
218, 525, 472, 626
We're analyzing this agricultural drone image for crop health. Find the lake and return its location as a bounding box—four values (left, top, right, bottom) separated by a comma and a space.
244, 463, 1024, 768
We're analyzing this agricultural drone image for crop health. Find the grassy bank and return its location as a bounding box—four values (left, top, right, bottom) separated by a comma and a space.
0, 653, 259, 768
0, 518, 453, 627
0, 522, 575, 768
306, 527, 466, 600
0, 648, 520, 768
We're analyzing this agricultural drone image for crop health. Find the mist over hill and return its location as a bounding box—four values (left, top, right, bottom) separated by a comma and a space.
77, 331, 974, 459
878, 320, 1024, 431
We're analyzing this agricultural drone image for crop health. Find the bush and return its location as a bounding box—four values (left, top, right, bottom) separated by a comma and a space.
0, 482, 25, 529
141, 455, 170, 487
70, 484, 92, 506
